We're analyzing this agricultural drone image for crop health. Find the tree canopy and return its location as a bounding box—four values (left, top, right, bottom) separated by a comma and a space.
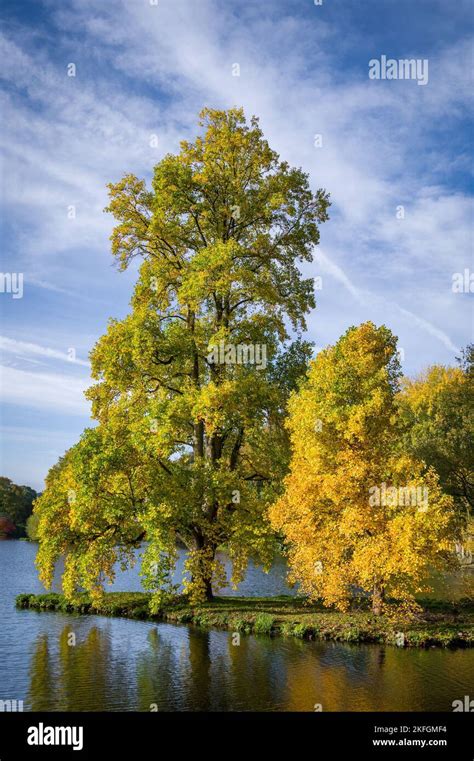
34, 107, 329, 604
0, 477, 38, 538
270, 322, 459, 614
32, 109, 466, 615
398, 348, 473, 567
399, 356, 473, 524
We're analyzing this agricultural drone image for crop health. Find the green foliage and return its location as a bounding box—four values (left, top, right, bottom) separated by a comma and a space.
399, 351, 474, 571
399, 356, 474, 525
0, 477, 38, 537
34, 107, 329, 605
289, 622, 307, 639
232, 618, 250, 632
26, 512, 40, 541
254, 612, 275, 634
16, 592, 473, 647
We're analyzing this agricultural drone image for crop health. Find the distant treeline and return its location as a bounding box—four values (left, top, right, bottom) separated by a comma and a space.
0, 477, 38, 539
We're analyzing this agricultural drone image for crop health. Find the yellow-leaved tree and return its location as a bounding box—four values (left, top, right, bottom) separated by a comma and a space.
270, 322, 459, 614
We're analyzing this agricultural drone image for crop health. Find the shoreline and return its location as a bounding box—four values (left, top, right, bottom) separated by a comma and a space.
15, 592, 474, 648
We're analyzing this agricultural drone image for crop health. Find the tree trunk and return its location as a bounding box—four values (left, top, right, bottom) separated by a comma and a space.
372, 582, 384, 615
202, 541, 216, 602
204, 577, 214, 602
192, 532, 216, 602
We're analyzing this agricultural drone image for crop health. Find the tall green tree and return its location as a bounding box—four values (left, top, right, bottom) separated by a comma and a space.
35, 108, 329, 604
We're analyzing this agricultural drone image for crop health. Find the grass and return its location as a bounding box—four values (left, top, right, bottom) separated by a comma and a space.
15, 591, 474, 648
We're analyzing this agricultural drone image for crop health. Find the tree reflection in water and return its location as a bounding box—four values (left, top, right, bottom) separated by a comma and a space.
25, 620, 473, 712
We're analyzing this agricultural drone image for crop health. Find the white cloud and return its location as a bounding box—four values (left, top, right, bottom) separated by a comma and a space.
317, 249, 364, 304
0, 365, 90, 415
0, 336, 90, 367
1, 0, 472, 392
397, 307, 460, 354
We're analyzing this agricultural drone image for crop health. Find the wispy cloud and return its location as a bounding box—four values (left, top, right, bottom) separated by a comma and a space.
397, 307, 460, 354
0, 364, 90, 415
0, 0, 472, 487
0, 336, 90, 367
317, 250, 365, 304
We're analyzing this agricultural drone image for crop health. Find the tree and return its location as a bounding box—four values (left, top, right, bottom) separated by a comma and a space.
457, 343, 473, 377
270, 322, 458, 614
0, 515, 16, 538
26, 512, 40, 541
398, 350, 474, 565
0, 477, 38, 537
35, 107, 329, 604
399, 356, 474, 524
35, 436, 151, 599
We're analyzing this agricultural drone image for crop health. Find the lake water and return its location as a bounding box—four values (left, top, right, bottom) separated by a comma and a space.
1, 540, 473, 712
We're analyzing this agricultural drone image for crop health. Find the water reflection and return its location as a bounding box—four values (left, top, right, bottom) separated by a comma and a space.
28, 633, 54, 712
27, 625, 126, 711
24, 621, 474, 712
2, 541, 473, 712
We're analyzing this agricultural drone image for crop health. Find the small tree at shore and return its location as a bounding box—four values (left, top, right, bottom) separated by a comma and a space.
34, 107, 329, 605
270, 322, 458, 614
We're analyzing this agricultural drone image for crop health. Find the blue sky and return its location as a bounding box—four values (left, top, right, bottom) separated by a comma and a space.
0, 0, 473, 490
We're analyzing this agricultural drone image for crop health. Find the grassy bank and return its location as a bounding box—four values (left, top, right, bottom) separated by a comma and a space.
15, 592, 474, 648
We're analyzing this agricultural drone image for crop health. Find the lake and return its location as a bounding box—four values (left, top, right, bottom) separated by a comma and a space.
1, 540, 473, 711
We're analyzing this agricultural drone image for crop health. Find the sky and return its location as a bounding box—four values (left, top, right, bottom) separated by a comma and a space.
0, 0, 473, 491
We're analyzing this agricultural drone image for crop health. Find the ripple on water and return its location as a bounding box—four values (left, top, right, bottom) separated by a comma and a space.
1, 540, 473, 711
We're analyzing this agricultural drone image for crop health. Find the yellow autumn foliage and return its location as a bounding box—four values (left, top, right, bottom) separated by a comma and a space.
270, 322, 459, 614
